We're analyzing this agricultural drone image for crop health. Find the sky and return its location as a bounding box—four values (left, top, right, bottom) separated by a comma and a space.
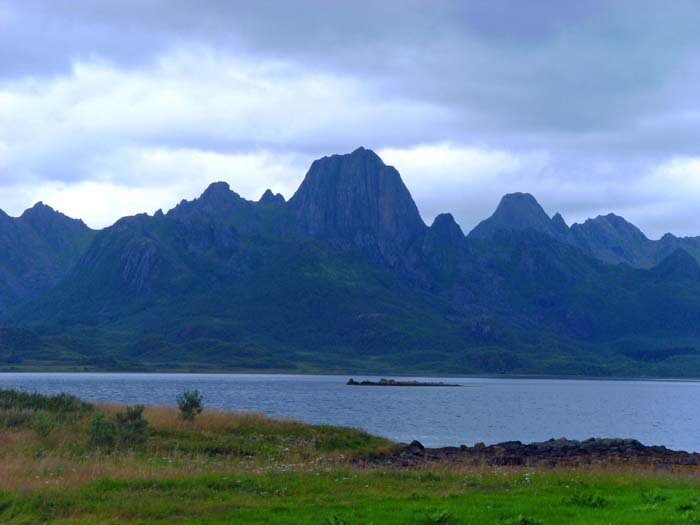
1, 1, 700, 238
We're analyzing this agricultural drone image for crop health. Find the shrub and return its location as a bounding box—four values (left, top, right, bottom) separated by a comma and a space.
0, 411, 33, 429
0, 389, 91, 414
31, 411, 53, 438
115, 405, 148, 445
417, 508, 456, 524
89, 411, 116, 449
176, 389, 203, 421
640, 489, 669, 504
568, 490, 608, 508
677, 501, 697, 512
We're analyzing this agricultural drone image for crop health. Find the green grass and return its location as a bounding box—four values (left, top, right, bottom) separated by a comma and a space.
2, 389, 699, 524
3, 470, 700, 524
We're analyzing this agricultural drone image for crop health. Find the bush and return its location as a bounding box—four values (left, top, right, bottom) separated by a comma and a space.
0, 389, 91, 414
640, 489, 669, 504
417, 508, 456, 524
0, 411, 33, 429
31, 411, 53, 438
89, 411, 116, 449
176, 389, 203, 421
568, 491, 608, 508
115, 405, 148, 445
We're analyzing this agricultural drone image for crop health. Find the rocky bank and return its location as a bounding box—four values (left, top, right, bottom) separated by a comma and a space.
363, 438, 700, 471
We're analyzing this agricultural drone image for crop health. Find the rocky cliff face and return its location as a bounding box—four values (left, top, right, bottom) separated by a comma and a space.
289, 147, 426, 266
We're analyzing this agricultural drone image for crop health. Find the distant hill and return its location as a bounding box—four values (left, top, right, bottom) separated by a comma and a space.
3, 147, 700, 376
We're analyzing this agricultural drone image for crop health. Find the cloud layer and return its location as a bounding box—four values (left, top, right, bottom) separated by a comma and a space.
1, 1, 700, 237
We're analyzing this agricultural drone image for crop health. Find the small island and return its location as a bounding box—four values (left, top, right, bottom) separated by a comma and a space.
347, 377, 461, 387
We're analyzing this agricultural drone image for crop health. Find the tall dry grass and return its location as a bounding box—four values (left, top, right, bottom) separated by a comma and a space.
140, 404, 271, 431
2, 401, 698, 491
0, 404, 316, 490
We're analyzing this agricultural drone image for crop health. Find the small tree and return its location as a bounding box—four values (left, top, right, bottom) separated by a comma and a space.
176, 389, 203, 422
89, 411, 116, 449
32, 410, 52, 438
115, 404, 148, 445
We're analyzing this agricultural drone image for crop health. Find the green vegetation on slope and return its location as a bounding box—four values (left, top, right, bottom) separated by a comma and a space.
5, 157, 700, 377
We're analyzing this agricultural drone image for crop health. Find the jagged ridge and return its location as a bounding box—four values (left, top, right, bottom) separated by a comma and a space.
3, 148, 700, 376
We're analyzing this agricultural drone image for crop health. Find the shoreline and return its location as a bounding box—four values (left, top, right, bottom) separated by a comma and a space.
366, 437, 700, 471
3, 369, 700, 383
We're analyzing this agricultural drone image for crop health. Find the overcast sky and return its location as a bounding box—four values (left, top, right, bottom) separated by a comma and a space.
2, 1, 700, 237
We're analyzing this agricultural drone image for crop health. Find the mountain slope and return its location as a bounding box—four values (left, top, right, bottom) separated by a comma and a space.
0, 203, 94, 313
5, 149, 700, 376
6, 179, 470, 371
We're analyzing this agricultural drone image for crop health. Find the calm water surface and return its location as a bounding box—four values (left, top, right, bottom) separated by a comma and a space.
0, 373, 696, 451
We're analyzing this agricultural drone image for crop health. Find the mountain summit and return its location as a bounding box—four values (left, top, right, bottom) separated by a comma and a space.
289, 147, 426, 265
468, 192, 564, 240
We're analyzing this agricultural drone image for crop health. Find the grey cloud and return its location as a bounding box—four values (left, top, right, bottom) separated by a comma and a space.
5, 0, 700, 148
2, 0, 700, 236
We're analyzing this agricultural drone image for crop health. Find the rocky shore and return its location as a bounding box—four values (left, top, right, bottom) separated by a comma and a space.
363, 438, 700, 471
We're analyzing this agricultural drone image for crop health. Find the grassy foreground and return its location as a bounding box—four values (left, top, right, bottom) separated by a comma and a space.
2, 390, 700, 524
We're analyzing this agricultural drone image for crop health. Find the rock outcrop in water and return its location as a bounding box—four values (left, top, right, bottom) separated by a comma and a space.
347, 378, 461, 387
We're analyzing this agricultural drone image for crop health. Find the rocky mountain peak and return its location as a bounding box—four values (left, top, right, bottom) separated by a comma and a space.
567, 213, 655, 267
288, 147, 426, 265
468, 192, 561, 240
199, 181, 233, 201
18, 201, 90, 237
570, 213, 647, 245
21, 201, 60, 222
258, 189, 286, 206
421, 213, 467, 264
23, 201, 53, 214
430, 213, 465, 243
584, 213, 649, 242
168, 181, 250, 221
551, 212, 569, 234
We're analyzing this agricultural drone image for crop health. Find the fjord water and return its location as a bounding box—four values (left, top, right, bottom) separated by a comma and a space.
0, 373, 696, 451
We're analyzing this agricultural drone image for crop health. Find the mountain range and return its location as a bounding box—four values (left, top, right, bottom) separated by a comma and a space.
3, 147, 700, 376
470, 191, 700, 268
